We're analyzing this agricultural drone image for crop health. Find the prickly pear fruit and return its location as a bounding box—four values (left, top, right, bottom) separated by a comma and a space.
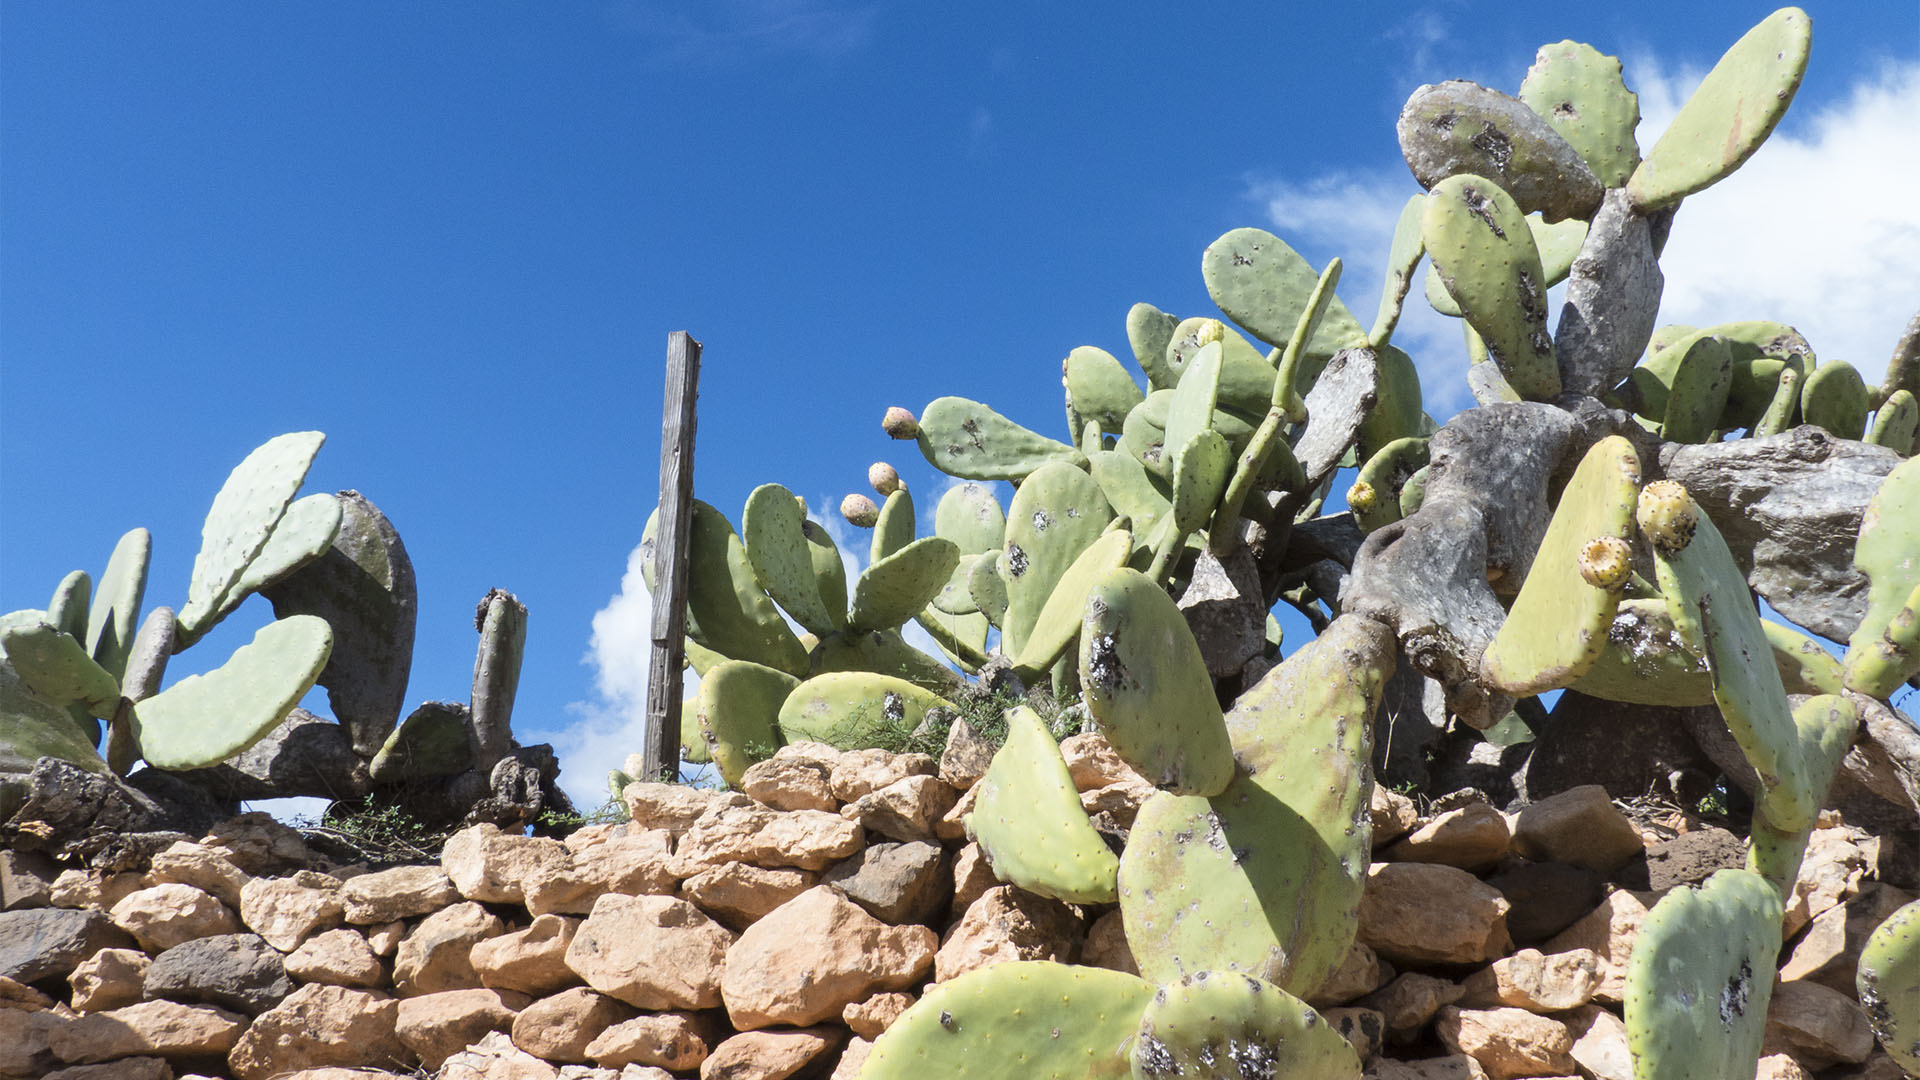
966, 705, 1120, 903
881, 406, 919, 439
1635, 480, 1697, 554
868, 461, 901, 496
841, 494, 879, 528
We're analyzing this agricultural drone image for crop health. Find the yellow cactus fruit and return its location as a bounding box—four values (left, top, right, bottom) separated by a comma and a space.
1347, 480, 1379, 516
1578, 535, 1634, 590
1635, 480, 1699, 554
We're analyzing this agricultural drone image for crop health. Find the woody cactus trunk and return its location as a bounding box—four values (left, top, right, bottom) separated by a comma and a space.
638, 9, 1920, 1079
0, 433, 575, 855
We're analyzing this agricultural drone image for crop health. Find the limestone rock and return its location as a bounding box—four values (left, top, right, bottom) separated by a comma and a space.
933, 886, 1082, 982
199, 813, 313, 876
48, 869, 144, 912
1359, 863, 1512, 966
144, 933, 293, 1015
949, 843, 997, 910
49, 1000, 248, 1065
1543, 889, 1657, 1004
698, 1028, 838, 1080
1636, 827, 1744, 891
821, 841, 948, 925
1786, 826, 1871, 937
1324, 1006, 1386, 1063
1483, 861, 1606, 946
43, 1057, 174, 1080
395, 988, 528, 1070
1362, 973, 1465, 1042
1371, 786, 1420, 847
830, 1037, 873, 1080
584, 1011, 716, 1071
621, 784, 748, 837
109, 885, 239, 954
843, 991, 914, 1040
1082, 909, 1138, 977
1459, 948, 1600, 1013
440, 824, 569, 906
1756, 1053, 1815, 1080
0, 1005, 62, 1077
678, 863, 817, 930
1309, 940, 1394, 1008
937, 717, 994, 790
1367, 1056, 1490, 1080
740, 757, 837, 812
1385, 803, 1511, 871
437, 1030, 558, 1080
1434, 1005, 1577, 1080
671, 805, 863, 875
721, 886, 936, 1029
393, 901, 504, 996
934, 780, 979, 842
341, 865, 459, 925
145, 842, 250, 909
1762, 978, 1874, 1070
828, 749, 936, 803
1511, 786, 1644, 874
285, 928, 385, 988
471, 914, 582, 996
511, 987, 631, 1065
227, 984, 411, 1080
366, 920, 405, 957
0, 907, 134, 984
1779, 882, 1917, 993
565, 894, 734, 1010
840, 775, 957, 843
68, 948, 150, 1013
525, 831, 678, 917
1565, 1005, 1631, 1080
238, 871, 345, 952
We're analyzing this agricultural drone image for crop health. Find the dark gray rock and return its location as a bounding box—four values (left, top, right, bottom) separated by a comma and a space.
0, 850, 55, 911
144, 932, 293, 1015
1483, 861, 1605, 946
0, 907, 133, 984
174, 707, 371, 802
1519, 692, 1718, 805
822, 841, 950, 925
1626, 827, 1745, 892
1555, 189, 1665, 396
1178, 543, 1267, 679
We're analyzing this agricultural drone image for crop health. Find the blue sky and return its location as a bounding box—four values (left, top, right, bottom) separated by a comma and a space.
4, 3, 1916, 810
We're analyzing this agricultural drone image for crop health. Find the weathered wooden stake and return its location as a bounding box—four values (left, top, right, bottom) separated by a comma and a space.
643, 331, 701, 782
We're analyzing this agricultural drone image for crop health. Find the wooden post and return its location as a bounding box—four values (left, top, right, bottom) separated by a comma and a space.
644, 331, 701, 782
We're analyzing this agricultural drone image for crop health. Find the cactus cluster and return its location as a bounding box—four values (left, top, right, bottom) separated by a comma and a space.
1, 432, 571, 835
629, 9, 1919, 1076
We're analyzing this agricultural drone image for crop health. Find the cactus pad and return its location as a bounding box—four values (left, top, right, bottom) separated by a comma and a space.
177, 431, 327, 647
1000, 461, 1115, 658
0, 641, 108, 775
742, 483, 845, 635
1857, 898, 1920, 1073
1397, 80, 1603, 223
1659, 332, 1734, 444
1868, 389, 1918, 455
933, 482, 1007, 556
1011, 529, 1131, 676
1801, 359, 1870, 440
914, 396, 1085, 480
693, 660, 799, 786
1518, 40, 1641, 188
0, 616, 120, 713
849, 536, 961, 634
685, 500, 810, 676
1128, 302, 1184, 392
871, 486, 917, 565
1066, 345, 1147, 436
969, 705, 1121, 903
1845, 458, 1920, 696
1131, 972, 1361, 1080
861, 961, 1153, 1080
1570, 598, 1715, 706
1624, 868, 1784, 1080
131, 615, 333, 771
1483, 435, 1641, 694
1627, 7, 1811, 211
368, 701, 473, 783
1422, 174, 1561, 400
84, 528, 152, 682
1200, 227, 1365, 361
778, 671, 953, 749
1369, 194, 1427, 347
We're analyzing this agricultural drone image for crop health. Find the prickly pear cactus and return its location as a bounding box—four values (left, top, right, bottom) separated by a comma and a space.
130, 615, 334, 771
1857, 898, 1920, 1074
1130, 972, 1361, 1080
1845, 457, 1920, 696
176, 431, 328, 649
1624, 868, 1784, 1080
906, 397, 1086, 481
691, 659, 799, 787
1422, 174, 1561, 400
967, 705, 1119, 904
742, 483, 846, 636
777, 671, 953, 750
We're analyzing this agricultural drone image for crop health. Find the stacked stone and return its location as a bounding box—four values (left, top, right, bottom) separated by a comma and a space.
0, 735, 1909, 1080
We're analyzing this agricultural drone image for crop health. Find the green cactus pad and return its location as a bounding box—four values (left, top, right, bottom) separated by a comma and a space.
1119, 393, 1173, 479
742, 483, 845, 635
177, 431, 327, 648
692, 659, 799, 786
1121, 615, 1391, 996
1128, 302, 1184, 392
871, 486, 916, 565
862, 961, 1153, 1080
1857, 898, 1920, 1073
1162, 341, 1223, 462
1569, 598, 1715, 706
1088, 450, 1171, 555
1624, 868, 1784, 1080
1201, 227, 1366, 360
1066, 346, 1147, 436
1356, 344, 1425, 463
130, 614, 333, 771
1424, 264, 1463, 318
1422, 175, 1562, 400
1518, 40, 1641, 188
223, 492, 342, 607
470, 589, 527, 771
1164, 318, 1278, 419
967, 705, 1120, 903
1350, 437, 1431, 533
1846, 458, 1920, 696
1397, 80, 1603, 223
1484, 436, 1642, 694
1369, 194, 1428, 348
368, 701, 473, 783
1627, 7, 1811, 211
0, 616, 121, 713
930, 553, 983, 615
933, 482, 1007, 555
1011, 529, 1131, 676
680, 693, 712, 763
778, 670, 953, 749
849, 536, 961, 634
1745, 694, 1856, 896
1000, 461, 1115, 658
914, 396, 1086, 481
915, 606, 991, 672
1868, 389, 1918, 455
808, 628, 960, 695
85, 528, 151, 682
1647, 487, 1820, 832
966, 550, 1009, 628
47, 572, 90, 645
1131, 972, 1361, 1080
1077, 566, 1234, 795
1801, 359, 1870, 440
685, 500, 810, 676
0, 646, 108, 776
1659, 333, 1734, 444
1530, 214, 1590, 288
1762, 620, 1847, 696
1169, 430, 1231, 536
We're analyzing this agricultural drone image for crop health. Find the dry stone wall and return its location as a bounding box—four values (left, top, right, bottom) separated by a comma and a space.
0, 733, 1911, 1080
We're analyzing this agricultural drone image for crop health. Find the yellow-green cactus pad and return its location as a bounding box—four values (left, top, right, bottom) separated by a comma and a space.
1012, 529, 1131, 677
1845, 457, 1920, 697
968, 706, 1120, 904
693, 660, 799, 786
777, 671, 953, 750
1625, 868, 1784, 1080
1131, 971, 1361, 1080
1857, 898, 1920, 1074
131, 615, 333, 771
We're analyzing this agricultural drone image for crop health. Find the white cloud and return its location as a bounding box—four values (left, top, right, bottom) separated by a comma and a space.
1246, 58, 1920, 417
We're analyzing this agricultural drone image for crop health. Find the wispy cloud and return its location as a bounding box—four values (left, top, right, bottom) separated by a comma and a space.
968, 107, 995, 160
609, 0, 878, 67
1384, 8, 1453, 84
1242, 57, 1920, 418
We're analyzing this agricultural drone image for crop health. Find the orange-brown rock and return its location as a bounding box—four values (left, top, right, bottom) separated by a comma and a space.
933, 886, 1082, 982
145, 842, 250, 909
392, 902, 505, 996
510, 987, 631, 1064
69, 948, 150, 1013
238, 871, 345, 952
828, 749, 935, 803
843, 991, 914, 1040
285, 928, 385, 988
524, 831, 678, 917
49, 1000, 248, 1065
341, 865, 459, 925
565, 894, 734, 1010
470, 913, 581, 996
226, 984, 410, 1080
1459, 948, 1600, 1012
1359, 863, 1512, 966
584, 1011, 717, 1071
1385, 803, 1512, 871
1543, 889, 1657, 1004
394, 988, 529, 1070
1511, 786, 1644, 874
699, 1027, 839, 1080
672, 805, 863, 876
440, 825, 569, 906
678, 863, 817, 930
109, 885, 239, 953
1434, 1005, 1577, 1080
721, 887, 935, 1029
